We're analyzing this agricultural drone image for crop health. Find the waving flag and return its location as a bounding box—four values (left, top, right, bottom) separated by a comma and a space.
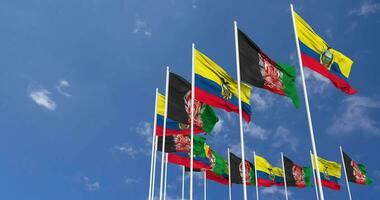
255, 155, 284, 187
293, 11, 356, 94
204, 146, 229, 185
311, 154, 342, 190
342, 151, 372, 185
283, 156, 312, 188
194, 49, 252, 122
156, 92, 204, 136
229, 152, 256, 185
157, 135, 205, 153
237, 29, 300, 108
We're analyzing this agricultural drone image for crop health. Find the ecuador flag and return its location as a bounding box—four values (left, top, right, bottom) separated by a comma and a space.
194, 49, 252, 122
311, 154, 342, 190
255, 155, 284, 187
293, 11, 357, 94
156, 92, 210, 136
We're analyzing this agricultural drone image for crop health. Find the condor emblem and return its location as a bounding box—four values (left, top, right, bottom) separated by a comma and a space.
320, 47, 334, 69
220, 78, 232, 100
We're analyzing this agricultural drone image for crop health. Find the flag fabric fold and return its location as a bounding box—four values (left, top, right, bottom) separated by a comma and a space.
194, 49, 252, 122
237, 29, 300, 108
283, 156, 312, 188
157, 135, 205, 153
229, 152, 256, 185
293, 11, 357, 94
342, 151, 372, 185
255, 155, 284, 187
311, 154, 342, 190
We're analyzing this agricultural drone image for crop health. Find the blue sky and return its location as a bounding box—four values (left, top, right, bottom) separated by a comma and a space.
1, 0, 380, 199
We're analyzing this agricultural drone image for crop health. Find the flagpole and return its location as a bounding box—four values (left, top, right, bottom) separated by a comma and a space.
164, 153, 168, 200
228, 148, 232, 200
234, 20, 248, 200
182, 166, 185, 200
290, 4, 325, 200
148, 89, 159, 200
151, 136, 158, 200
204, 171, 207, 200
253, 152, 259, 200
159, 67, 170, 200
310, 150, 320, 200
340, 146, 353, 200
281, 152, 289, 200
190, 43, 195, 200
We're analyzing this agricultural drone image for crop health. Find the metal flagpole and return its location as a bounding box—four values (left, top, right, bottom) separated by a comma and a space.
164, 153, 168, 200
151, 136, 158, 200
148, 89, 159, 200
159, 67, 170, 200
310, 150, 320, 200
233, 20, 248, 200
253, 152, 259, 200
190, 43, 195, 200
204, 171, 207, 200
290, 4, 325, 200
281, 152, 289, 200
182, 166, 185, 200
340, 146, 353, 200
228, 148, 232, 200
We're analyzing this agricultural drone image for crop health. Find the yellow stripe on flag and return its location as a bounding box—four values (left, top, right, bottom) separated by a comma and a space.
157, 92, 165, 116
311, 154, 341, 178
294, 11, 353, 78
194, 49, 251, 105
255, 155, 283, 177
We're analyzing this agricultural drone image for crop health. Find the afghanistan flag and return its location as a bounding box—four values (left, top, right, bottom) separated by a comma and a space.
194, 49, 252, 122
237, 29, 300, 108
311, 154, 341, 190
293, 11, 357, 94
157, 135, 205, 153
204, 146, 229, 185
255, 155, 284, 187
229, 152, 255, 185
283, 156, 312, 188
156, 92, 204, 136
342, 151, 372, 185
167, 73, 219, 134
168, 141, 212, 170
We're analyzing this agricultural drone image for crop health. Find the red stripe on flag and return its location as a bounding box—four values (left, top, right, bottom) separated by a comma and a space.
301, 53, 357, 95
206, 171, 229, 185
155, 125, 204, 136
320, 180, 341, 190
167, 153, 211, 170
195, 87, 251, 122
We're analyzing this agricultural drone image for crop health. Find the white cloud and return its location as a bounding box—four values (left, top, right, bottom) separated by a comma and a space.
261, 186, 292, 197
136, 122, 153, 143
244, 123, 269, 140
124, 177, 141, 184
271, 126, 298, 152
83, 176, 100, 191
56, 79, 71, 97
192, 0, 198, 9
350, 1, 380, 16
328, 96, 380, 135
115, 143, 138, 158
133, 19, 152, 37
324, 28, 333, 40
29, 88, 56, 111
251, 92, 274, 111
300, 68, 330, 94
212, 119, 223, 134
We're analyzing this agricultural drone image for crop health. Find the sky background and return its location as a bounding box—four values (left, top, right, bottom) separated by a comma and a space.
1, 0, 380, 199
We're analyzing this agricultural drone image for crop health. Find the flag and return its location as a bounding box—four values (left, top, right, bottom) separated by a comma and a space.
342, 151, 372, 185
229, 152, 255, 185
157, 135, 205, 153
255, 155, 284, 187
283, 156, 312, 188
204, 146, 229, 185
237, 29, 300, 108
311, 154, 342, 190
293, 11, 357, 94
167, 141, 212, 170
156, 92, 204, 136
167, 73, 219, 134
194, 49, 252, 122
